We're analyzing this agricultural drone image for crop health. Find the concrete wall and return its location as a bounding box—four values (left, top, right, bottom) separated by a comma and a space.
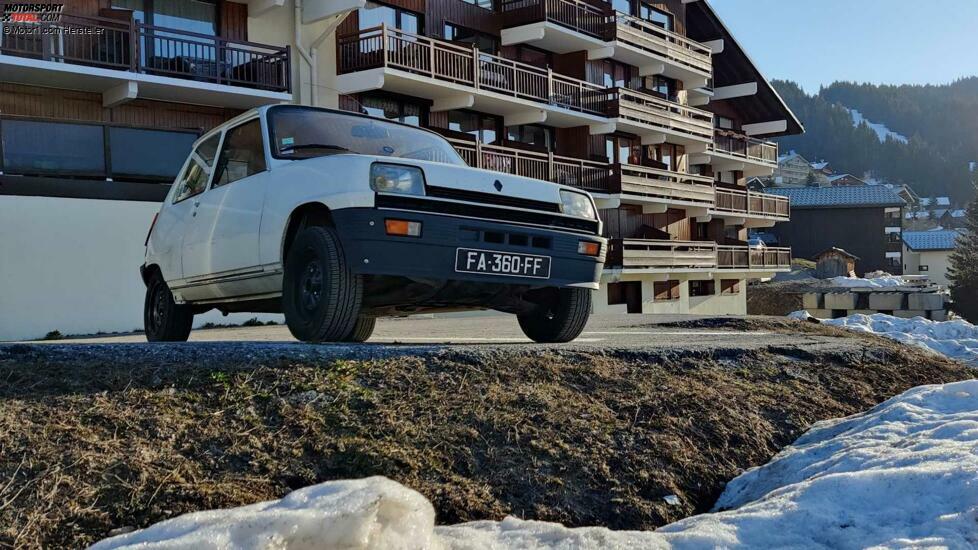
0, 196, 282, 341
594, 275, 748, 315
904, 247, 952, 286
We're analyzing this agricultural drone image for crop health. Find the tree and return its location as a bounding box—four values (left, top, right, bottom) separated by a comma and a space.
948, 184, 978, 323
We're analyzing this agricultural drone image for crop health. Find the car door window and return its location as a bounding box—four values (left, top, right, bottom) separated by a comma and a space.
213, 119, 266, 187
172, 133, 220, 203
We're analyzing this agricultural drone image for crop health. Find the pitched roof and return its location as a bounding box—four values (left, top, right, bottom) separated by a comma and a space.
765, 185, 906, 209
815, 247, 860, 260
902, 230, 962, 251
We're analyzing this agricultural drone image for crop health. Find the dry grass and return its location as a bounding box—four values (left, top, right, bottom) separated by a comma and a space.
0, 334, 972, 548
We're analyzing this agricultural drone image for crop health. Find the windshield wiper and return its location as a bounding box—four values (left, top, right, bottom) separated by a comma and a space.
280, 143, 352, 155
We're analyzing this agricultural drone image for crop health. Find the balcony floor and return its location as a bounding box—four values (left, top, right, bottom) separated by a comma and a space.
1, 53, 292, 109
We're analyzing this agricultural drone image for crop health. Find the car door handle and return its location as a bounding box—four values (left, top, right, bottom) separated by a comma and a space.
193, 200, 201, 207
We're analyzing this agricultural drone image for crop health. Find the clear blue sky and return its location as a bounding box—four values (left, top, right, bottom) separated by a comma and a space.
709, 0, 978, 93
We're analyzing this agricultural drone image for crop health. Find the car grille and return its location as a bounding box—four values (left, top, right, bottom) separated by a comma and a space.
375, 195, 600, 234
425, 186, 561, 213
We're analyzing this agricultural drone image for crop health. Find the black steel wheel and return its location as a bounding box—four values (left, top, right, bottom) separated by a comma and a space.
517, 288, 592, 343
282, 226, 363, 342
143, 270, 193, 342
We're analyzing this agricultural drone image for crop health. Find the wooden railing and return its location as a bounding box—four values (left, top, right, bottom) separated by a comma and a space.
608, 240, 792, 271
612, 13, 713, 76
499, 0, 613, 40
608, 87, 714, 141
447, 138, 612, 192
713, 188, 790, 219
717, 246, 792, 270
710, 130, 778, 165
615, 163, 715, 206
338, 25, 608, 115
610, 239, 718, 269
0, 13, 291, 92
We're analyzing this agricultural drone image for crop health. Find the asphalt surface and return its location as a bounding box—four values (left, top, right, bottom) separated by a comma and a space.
12, 314, 866, 356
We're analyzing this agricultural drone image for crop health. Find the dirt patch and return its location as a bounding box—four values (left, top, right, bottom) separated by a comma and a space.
747, 278, 839, 316
0, 332, 972, 548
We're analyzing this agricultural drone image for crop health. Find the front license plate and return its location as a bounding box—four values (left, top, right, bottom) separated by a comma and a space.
455, 248, 552, 279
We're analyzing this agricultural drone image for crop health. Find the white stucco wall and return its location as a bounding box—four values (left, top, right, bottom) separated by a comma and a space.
593, 274, 749, 316
0, 196, 281, 341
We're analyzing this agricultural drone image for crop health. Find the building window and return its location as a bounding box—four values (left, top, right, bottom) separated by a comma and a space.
654, 280, 680, 301
444, 23, 497, 53
507, 124, 555, 151
360, 94, 425, 126
608, 281, 642, 313
639, 3, 673, 30
689, 280, 715, 297
721, 279, 741, 295
589, 59, 637, 89
448, 110, 500, 144
715, 116, 734, 130
505, 44, 552, 68
1, 119, 106, 177
648, 143, 676, 171
647, 76, 676, 101
108, 127, 199, 181
919, 265, 930, 272
458, 0, 493, 9
887, 232, 902, 243
358, 1, 421, 33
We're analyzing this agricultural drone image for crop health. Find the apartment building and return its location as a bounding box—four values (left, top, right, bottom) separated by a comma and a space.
0, 0, 330, 340
329, 0, 802, 314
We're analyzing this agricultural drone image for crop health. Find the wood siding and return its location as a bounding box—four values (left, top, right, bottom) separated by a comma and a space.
600, 205, 692, 240
770, 207, 899, 275
1, 83, 239, 131
59, 0, 248, 40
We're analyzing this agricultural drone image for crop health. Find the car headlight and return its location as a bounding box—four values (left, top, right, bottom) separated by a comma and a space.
560, 190, 596, 219
370, 163, 425, 195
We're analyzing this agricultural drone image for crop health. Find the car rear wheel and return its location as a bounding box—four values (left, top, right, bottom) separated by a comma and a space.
144, 271, 193, 342
340, 316, 376, 343
517, 288, 591, 343
283, 226, 363, 342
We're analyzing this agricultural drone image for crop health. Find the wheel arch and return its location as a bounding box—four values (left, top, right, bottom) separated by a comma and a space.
282, 202, 335, 263
141, 263, 162, 286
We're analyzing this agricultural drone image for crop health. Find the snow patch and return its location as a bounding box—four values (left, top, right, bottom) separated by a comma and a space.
829, 275, 908, 288
93, 381, 978, 549
847, 108, 909, 144
821, 313, 978, 364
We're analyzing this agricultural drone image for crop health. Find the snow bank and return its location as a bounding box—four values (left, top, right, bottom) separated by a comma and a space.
93, 380, 978, 550
829, 275, 907, 288
847, 108, 909, 144
820, 313, 978, 365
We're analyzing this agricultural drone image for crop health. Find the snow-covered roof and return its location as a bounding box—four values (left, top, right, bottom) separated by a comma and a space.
766, 185, 906, 209
827, 174, 865, 184
778, 151, 806, 164
952, 209, 967, 218
902, 230, 961, 251
810, 161, 829, 170
920, 197, 951, 207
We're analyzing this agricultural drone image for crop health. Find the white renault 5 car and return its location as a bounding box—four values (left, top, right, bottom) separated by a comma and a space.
142, 105, 606, 343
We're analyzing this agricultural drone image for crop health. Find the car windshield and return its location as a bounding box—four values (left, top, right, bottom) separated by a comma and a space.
268, 106, 465, 166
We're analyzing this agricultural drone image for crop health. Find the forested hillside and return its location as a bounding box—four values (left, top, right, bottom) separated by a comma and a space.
772, 79, 978, 203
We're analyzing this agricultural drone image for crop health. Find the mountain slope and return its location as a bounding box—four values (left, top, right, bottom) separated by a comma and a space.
772, 79, 978, 203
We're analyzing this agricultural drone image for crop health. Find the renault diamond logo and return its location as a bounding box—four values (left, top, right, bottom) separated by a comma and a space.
494, 180, 503, 192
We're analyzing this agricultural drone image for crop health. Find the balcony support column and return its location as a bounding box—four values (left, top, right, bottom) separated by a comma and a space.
102, 81, 138, 108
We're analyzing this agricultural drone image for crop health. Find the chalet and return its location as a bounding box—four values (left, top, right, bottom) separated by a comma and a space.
814, 247, 859, 278
826, 174, 866, 187
775, 151, 812, 185
903, 230, 962, 286
766, 186, 906, 275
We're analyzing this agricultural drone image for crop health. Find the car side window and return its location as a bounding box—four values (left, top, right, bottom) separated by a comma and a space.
173, 133, 221, 203
213, 119, 267, 187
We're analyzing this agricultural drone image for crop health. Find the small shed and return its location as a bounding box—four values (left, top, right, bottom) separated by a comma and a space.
814, 247, 860, 278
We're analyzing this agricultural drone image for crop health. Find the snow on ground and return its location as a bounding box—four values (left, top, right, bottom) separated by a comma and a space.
829, 275, 908, 288
847, 108, 909, 144
93, 380, 978, 549
821, 313, 978, 365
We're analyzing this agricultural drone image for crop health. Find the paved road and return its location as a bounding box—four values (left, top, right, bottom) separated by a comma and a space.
25, 314, 859, 354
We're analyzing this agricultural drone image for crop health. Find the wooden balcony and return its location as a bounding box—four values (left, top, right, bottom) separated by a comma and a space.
447, 138, 612, 193
713, 188, 790, 220
337, 25, 608, 119
613, 164, 715, 207
0, 13, 291, 93
710, 130, 778, 166
608, 240, 792, 272
611, 13, 712, 79
607, 87, 714, 144
499, 0, 612, 41
608, 239, 718, 270
717, 246, 792, 271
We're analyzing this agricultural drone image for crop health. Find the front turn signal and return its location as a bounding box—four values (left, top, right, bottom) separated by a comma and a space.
385, 219, 422, 237
578, 241, 601, 257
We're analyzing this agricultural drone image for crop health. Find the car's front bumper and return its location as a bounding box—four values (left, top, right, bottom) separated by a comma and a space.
332, 207, 606, 289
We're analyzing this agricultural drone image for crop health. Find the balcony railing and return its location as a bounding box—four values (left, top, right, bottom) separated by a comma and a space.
499, 0, 612, 40
0, 14, 291, 92
710, 130, 778, 165
713, 188, 790, 219
608, 87, 714, 141
612, 14, 713, 76
614, 164, 715, 205
717, 246, 792, 270
608, 240, 792, 271
447, 138, 611, 193
338, 25, 608, 115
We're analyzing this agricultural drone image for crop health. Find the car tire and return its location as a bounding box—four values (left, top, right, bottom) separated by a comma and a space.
283, 226, 363, 342
144, 271, 193, 342
340, 316, 376, 343
517, 288, 591, 343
